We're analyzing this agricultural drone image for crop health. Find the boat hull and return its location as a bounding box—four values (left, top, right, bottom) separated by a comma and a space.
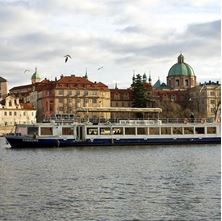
5, 136, 221, 148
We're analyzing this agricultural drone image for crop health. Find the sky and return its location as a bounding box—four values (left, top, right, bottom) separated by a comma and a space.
0, 0, 221, 89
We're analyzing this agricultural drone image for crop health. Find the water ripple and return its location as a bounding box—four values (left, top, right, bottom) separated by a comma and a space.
0, 138, 220, 221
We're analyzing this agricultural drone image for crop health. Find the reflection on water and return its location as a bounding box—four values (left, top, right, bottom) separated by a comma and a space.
0, 138, 220, 221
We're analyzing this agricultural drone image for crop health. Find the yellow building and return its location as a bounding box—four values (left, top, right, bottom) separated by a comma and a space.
189, 82, 221, 119
0, 95, 36, 126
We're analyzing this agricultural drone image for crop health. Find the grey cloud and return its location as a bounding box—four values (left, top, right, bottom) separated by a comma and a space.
0, 0, 29, 7
118, 25, 143, 33
95, 20, 221, 64
186, 20, 221, 38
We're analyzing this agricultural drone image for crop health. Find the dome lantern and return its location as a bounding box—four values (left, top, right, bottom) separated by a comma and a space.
178, 54, 184, 63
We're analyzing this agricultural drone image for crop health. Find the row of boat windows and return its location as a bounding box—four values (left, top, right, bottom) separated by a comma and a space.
25, 126, 217, 136
87, 127, 217, 135
27, 127, 74, 136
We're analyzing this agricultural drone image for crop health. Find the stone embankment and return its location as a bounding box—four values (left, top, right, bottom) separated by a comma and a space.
0, 126, 15, 136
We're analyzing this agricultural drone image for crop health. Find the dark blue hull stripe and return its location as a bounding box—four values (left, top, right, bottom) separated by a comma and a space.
6, 137, 221, 148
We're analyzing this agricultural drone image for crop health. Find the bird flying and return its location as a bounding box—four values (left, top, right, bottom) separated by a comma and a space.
98, 66, 103, 70
24, 69, 30, 73
64, 55, 72, 63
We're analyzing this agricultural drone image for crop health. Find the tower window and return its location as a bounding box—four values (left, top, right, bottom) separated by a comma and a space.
185, 80, 189, 87
175, 80, 179, 87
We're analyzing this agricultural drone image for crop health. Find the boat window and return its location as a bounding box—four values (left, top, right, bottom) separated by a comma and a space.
87, 128, 98, 135
173, 127, 183, 135
184, 127, 194, 134
195, 127, 205, 134
137, 127, 147, 135
125, 127, 136, 135
41, 127, 53, 135
161, 127, 171, 135
207, 127, 216, 134
16, 126, 28, 135
62, 127, 74, 135
100, 127, 111, 135
27, 127, 38, 135
149, 127, 160, 135
113, 127, 123, 135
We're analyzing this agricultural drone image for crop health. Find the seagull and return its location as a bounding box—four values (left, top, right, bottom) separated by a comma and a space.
24, 69, 30, 73
98, 66, 103, 70
64, 55, 72, 63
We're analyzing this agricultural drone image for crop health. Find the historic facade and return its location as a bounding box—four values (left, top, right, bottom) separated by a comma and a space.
167, 54, 197, 90
188, 81, 221, 119
35, 75, 110, 121
0, 76, 8, 100
0, 95, 36, 126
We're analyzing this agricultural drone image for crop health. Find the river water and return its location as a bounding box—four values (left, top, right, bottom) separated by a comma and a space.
0, 137, 220, 221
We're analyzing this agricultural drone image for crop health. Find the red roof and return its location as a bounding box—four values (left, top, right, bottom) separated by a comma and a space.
55, 75, 108, 90
21, 102, 36, 110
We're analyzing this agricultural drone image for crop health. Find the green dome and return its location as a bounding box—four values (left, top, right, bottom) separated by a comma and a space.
168, 54, 195, 77
31, 67, 41, 80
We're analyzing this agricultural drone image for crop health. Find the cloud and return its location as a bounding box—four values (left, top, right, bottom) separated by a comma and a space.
0, 0, 220, 89
186, 20, 221, 38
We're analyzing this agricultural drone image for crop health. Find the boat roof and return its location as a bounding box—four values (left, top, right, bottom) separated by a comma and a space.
76, 107, 162, 113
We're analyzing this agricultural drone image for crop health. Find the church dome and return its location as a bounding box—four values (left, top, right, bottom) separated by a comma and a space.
31, 67, 41, 80
31, 67, 41, 84
168, 54, 195, 77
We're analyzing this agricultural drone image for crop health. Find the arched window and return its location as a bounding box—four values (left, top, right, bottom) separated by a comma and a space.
175, 79, 179, 87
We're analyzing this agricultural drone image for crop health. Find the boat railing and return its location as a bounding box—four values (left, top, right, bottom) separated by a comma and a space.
43, 116, 217, 125
84, 117, 216, 125
156, 118, 216, 124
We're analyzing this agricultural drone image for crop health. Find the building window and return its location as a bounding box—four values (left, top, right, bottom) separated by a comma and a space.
14, 112, 17, 116
210, 99, 216, 104
59, 90, 64, 95
210, 91, 215, 96
92, 91, 97, 96
84, 90, 88, 96
175, 79, 179, 87
9, 111, 12, 116
92, 98, 97, 104
67, 90, 72, 96
4, 111, 7, 116
171, 95, 176, 101
185, 79, 189, 87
